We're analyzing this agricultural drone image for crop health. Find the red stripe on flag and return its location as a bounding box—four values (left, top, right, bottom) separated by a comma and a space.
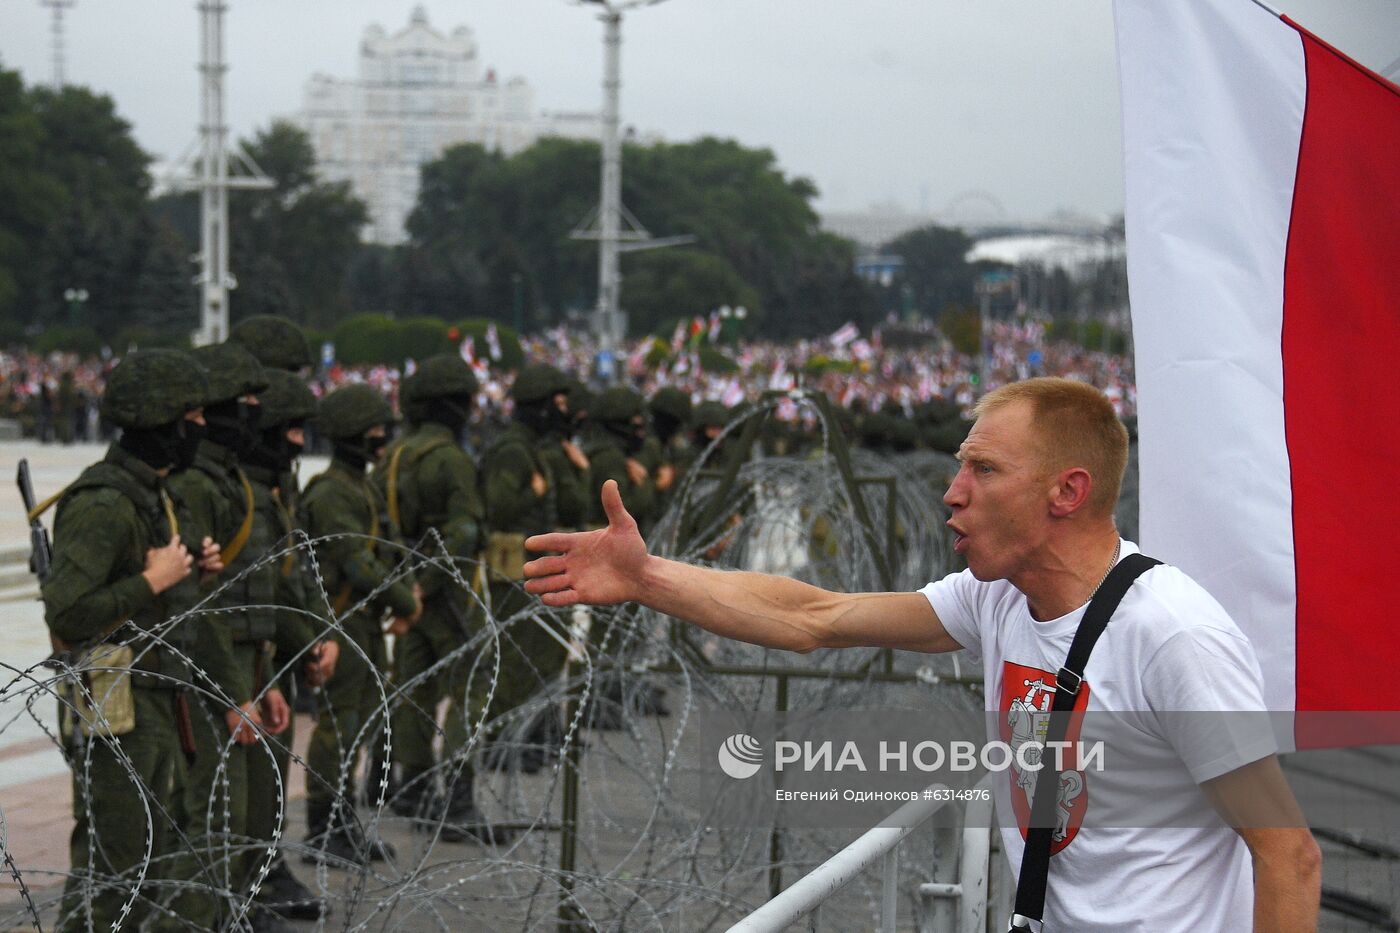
1282, 23, 1400, 716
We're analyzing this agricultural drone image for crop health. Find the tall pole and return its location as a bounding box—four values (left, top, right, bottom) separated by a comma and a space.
593, 7, 624, 357
41, 0, 76, 90
197, 0, 232, 345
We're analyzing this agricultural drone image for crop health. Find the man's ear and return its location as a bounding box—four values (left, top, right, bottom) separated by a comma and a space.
1049, 467, 1093, 518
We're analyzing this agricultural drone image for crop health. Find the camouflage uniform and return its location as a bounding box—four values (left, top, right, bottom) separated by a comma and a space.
643, 387, 692, 521
584, 388, 656, 530
300, 383, 415, 863
40, 351, 207, 933
237, 371, 321, 918
479, 366, 586, 768
162, 343, 273, 930
227, 320, 325, 919
375, 356, 507, 842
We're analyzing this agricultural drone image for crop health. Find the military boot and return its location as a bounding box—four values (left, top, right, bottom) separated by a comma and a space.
256, 857, 327, 921
388, 766, 437, 821
302, 800, 395, 865
438, 773, 515, 846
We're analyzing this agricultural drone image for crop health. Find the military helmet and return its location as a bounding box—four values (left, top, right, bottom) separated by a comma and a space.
511, 364, 571, 404
193, 343, 269, 407
591, 387, 644, 424
648, 386, 691, 423
317, 383, 394, 440
401, 354, 478, 407
101, 349, 208, 429
258, 370, 317, 427
693, 400, 729, 430
228, 315, 313, 373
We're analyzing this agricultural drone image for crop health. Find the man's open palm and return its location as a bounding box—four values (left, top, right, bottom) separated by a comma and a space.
524, 480, 647, 606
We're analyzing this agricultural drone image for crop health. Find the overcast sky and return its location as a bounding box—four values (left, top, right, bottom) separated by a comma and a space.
2, 0, 1398, 222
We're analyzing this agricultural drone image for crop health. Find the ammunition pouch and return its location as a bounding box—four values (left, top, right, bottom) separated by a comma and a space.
60, 643, 136, 740
485, 531, 527, 581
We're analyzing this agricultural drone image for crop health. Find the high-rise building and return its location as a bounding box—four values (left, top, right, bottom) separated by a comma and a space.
298, 5, 602, 245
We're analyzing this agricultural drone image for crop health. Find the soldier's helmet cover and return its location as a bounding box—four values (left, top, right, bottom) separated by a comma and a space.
317, 383, 394, 440
511, 364, 571, 404
259, 370, 318, 428
693, 400, 729, 430
192, 343, 270, 407
402, 354, 478, 406
228, 315, 314, 373
648, 386, 691, 423
101, 349, 208, 429
591, 387, 645, 424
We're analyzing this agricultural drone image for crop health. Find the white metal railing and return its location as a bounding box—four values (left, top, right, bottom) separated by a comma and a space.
729, 779, 995, 933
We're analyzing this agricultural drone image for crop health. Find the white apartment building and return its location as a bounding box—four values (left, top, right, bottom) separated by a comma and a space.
298, 6, 602, 245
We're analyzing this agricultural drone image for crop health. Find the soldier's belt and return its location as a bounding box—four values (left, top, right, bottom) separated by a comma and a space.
485, 532, 528, 581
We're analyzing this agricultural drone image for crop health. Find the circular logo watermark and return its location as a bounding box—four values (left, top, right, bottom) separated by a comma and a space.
718, 733, 764, 779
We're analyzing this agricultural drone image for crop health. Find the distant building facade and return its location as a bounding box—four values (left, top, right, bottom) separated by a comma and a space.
298, 5, 602, 245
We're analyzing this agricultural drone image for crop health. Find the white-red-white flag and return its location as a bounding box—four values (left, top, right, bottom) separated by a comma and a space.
1118, 0, 1400, 737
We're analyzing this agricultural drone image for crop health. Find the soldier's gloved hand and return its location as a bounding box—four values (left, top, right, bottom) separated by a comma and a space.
225, 701, 262, 745
531, 471, 548, 498
260, 688, 290, 735
625, 458, 648, 486
197, 536, 223, 579
142, 535, 193, 594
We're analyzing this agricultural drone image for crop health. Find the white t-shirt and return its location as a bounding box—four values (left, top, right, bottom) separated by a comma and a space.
919, 540, 1276, 933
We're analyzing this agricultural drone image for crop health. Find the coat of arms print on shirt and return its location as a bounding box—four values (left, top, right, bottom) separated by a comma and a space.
1000, 661, 1092, 855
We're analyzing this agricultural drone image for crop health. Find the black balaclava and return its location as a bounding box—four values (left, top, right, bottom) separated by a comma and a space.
121, 418, 205, 471
205, 398, 261, 456
515, 398, 570, 438
425, 395, 473, 435
653, 411, 684, 445
605, 417, 648, 455
333, 426, 389, 472
245, 418, 304, 473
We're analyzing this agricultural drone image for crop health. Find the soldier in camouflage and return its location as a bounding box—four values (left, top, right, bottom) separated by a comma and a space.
584, 388, 656, 532
163, 342, 292, 931
643, 386, 692, 520
300, 383, 420, 864
226, 317, 329, 917
40, 350, 223, 933
237, 369, 328, 923
479, 365, 587, 771
375, 354, 510, 844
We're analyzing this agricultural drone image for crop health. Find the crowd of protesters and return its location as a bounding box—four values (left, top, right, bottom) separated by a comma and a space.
0, 318, 1135, 445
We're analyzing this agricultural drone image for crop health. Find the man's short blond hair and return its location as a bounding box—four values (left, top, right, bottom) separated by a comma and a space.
974, 377, 1129, 517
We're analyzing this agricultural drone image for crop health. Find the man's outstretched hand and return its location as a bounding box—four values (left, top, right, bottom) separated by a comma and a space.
524, 480, 647, 606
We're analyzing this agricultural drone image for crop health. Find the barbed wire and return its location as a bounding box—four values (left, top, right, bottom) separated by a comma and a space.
0, 398, 1028, 931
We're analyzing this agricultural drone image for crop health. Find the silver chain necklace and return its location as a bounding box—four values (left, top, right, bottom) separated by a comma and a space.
1089, 537, 1123, 599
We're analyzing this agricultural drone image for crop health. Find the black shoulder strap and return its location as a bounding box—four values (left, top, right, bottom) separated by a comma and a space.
1010, 551, 1161, 932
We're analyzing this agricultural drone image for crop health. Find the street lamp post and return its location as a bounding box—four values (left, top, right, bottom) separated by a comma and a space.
63, 287, 89, 326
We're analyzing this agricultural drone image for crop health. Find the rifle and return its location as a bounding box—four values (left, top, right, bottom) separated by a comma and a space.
17, 459, 68, 671
16, 459, 52, 582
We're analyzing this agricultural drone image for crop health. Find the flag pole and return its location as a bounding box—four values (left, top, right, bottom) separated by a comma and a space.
1245, 0, 1283, 19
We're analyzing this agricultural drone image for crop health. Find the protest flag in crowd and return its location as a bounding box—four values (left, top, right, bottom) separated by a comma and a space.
1119, 0, 1400, 741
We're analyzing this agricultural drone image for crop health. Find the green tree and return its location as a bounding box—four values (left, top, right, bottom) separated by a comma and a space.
393, 135, 874, 339
0, 68, 62, 325
882, 224, 981, 318
620, 250, 759, 337
153, 120, 369, 330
